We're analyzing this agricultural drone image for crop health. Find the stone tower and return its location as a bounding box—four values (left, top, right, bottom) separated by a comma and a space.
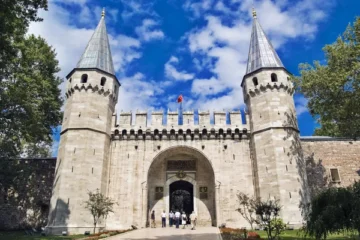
46, 10, 120, 234
242, 9, 308, 226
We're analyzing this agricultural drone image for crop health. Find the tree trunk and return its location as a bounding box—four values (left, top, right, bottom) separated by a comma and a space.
93, 222, 96, 234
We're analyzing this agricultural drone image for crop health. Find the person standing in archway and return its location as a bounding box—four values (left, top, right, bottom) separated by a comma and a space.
181, 211, 187, 229
161, 210, 166, 228
151, 210, 156, 228
169, 211, 174, 227
190, 211, 197, 230
175, 210, 181, 228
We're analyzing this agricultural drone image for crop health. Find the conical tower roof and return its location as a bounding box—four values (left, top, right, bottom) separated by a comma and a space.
76, 9, 115, 75
246, 9, 284, 74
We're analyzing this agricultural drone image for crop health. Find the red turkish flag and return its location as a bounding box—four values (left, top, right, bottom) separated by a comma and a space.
177, 95, 183, 103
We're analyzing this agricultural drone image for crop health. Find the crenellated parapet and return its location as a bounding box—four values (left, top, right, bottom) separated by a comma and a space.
112, 127, 249, 141
244, 81, 295, 101
112, 110, 250, 140
65, 84, 117, 102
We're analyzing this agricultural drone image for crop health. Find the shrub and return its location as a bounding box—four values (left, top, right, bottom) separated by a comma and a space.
247, 231, 260, 239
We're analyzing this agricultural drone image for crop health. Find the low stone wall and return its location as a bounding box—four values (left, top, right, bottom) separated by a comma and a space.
1, 139, 359, 230
301, 139, 360, 198
0, 158, 56, 230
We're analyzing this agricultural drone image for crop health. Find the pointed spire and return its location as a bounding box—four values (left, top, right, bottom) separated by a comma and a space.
76, 8, 115, 75
246, 9, 284, 74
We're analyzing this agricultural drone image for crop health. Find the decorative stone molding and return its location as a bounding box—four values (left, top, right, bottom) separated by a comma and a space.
65, 84, 117, 102
245, 82, 295, 100
111, 127, 250, 141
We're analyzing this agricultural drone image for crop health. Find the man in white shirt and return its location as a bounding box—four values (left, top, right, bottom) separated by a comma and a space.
190, 211, 197, 230
175, 210, 181, 228
161, 210, 167, 227
169, 211, 174, 227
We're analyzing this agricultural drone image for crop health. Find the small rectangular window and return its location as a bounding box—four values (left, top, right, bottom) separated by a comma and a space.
200, 187, 208, 199
330, 168, 341, 182
155, 187, 163, 200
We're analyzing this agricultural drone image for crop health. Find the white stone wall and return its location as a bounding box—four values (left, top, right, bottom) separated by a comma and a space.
105, 135, 254, 230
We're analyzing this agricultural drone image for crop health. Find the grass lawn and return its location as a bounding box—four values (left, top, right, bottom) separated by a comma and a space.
256, 230, 359, 239
0, 231, 85, 240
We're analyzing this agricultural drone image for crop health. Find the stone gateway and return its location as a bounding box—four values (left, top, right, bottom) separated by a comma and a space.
43, 9, 360, 235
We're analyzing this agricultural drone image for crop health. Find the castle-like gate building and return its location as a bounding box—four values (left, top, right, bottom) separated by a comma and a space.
47, 10, 310, 234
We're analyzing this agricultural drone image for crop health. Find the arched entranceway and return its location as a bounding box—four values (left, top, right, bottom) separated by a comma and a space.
146, 146, 216, 227
170, 181, 194, 217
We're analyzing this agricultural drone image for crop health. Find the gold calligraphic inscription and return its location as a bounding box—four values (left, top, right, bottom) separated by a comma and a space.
176, 170, 186, 179
200, 186, 208, 199
167, 160, 196, 171
155, 186, 164, 200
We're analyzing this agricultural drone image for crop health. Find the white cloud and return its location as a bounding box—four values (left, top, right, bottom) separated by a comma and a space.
183, 0, 214, 18
165, 56, 194, 81
28, 3, 141, 90
184, 0, 334, 111
135, 19, 165, 42
295, 95, 309, 116
191, 77, 227, 96
121, 0, 158, 21
116, 73, 165, 112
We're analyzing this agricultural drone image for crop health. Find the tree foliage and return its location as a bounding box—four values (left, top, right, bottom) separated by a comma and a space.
296, 17, 360, 139
0, 0, 62, 159
235, 192, 257, 230
84, 189, 116, 234
305, 181, 360, 239
254, 198, 285, 240
0, 0, 47, 76
0, 34, 63, 158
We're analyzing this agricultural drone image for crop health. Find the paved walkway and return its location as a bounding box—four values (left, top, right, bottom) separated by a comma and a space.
108, 227, 222, 240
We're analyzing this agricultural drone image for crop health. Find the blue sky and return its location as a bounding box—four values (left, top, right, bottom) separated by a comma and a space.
27, 0, 360, 156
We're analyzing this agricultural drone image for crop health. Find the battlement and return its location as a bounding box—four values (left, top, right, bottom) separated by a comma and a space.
112, 110, 249, 140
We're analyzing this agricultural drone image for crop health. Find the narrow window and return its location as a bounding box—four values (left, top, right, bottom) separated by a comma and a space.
67, 198, 70, 205
81, 74, 88, 83
271, 73, 278, 82
289, 192, 292, 198
114, 85, 117, 93
100, 77, 106, 86
330, 168, 341, 182
69, 78, 72, 83
252, 77, 258, 86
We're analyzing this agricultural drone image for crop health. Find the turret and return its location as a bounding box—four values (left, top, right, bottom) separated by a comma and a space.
47, 9, 120, 234
242, 9, 308, 227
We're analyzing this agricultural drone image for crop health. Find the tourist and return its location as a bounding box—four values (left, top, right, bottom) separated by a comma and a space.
175, 210, 181, 228
169, 211, 174, 227
161, 210, 166, 228
190, 211, 197, 230
181, 212, 187, 229
151, 210, 156, 228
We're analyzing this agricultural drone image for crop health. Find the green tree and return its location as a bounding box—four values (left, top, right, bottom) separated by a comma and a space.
84, 189, 116, 234
254, 198, 284, 240
0, 35, 63, 158
350, 181, 360, 237
296, 17, 360, 139
235, 192, 257, 230
305, 187, 353, 239
0, 0, 47, 76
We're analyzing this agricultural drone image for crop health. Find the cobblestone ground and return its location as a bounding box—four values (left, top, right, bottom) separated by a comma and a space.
109, 227, 222, 240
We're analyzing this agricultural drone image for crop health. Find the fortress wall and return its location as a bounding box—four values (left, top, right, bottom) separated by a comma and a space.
106, 136, 254, 230
0, 158, 56, 230
301, 139, 360, 198
118, 110, 249, 131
